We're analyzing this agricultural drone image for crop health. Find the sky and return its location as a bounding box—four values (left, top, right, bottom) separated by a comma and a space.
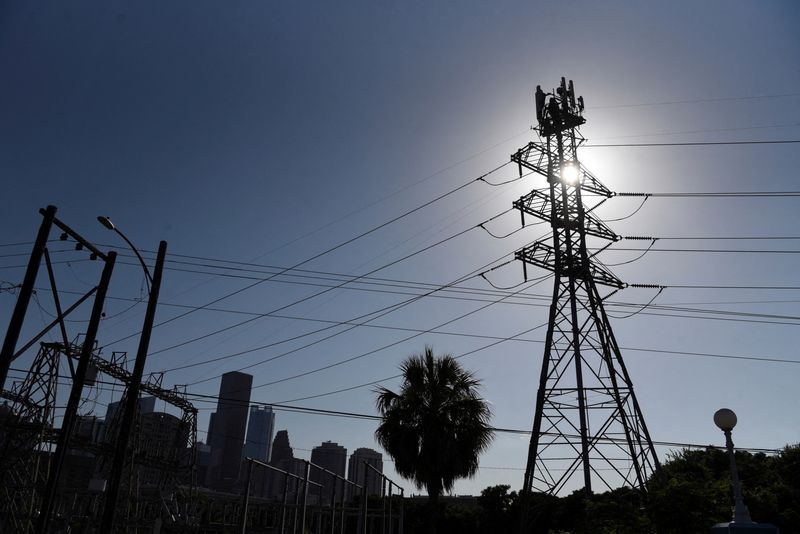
1, 1, 799, 496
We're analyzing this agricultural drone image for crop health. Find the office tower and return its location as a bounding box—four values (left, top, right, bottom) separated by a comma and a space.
205, 371, 253, 492
266, 430, 305, 499
347, 448, 383, 499
310, 441, 347, 503
244, 405, 275, 462
101, 396, 156, 443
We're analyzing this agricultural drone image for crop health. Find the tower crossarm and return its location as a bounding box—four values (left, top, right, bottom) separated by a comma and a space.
515, 241, 624, 289
511, 142, 614, 199
511, 142, 549, 179
513, 190, 618, 241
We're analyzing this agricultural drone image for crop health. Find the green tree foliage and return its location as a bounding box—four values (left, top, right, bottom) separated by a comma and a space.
374, 347, 494, 532
403, 445, 799, 533
648, 445, 800, 533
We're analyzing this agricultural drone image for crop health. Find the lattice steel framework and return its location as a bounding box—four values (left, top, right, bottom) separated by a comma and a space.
0, 343, 61, 533
514, 78, 659, 497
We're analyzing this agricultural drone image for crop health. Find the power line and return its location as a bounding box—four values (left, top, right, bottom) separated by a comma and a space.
102, 162, 512, 348
147, 214, 502, 359
591, 91, 800, 109
617, 191, 800, 198
585, 139, 800, 148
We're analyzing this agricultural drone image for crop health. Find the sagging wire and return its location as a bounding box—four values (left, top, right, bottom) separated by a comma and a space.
480, 261, 552, 290
480, 219, 545, 239
604, 237, 658, 266
607, 286, 665, 319
0, 280, 21, 294
604, 196, 649, 222
478, 168, 535, 186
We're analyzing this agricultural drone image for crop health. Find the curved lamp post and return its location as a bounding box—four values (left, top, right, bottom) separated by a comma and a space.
713, 408, 753, 524
97, 216, 153, 289
97, 216, 167, 530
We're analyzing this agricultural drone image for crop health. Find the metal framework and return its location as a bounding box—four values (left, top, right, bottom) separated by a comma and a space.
514, 78, 659, 499
0, 343, 60, 533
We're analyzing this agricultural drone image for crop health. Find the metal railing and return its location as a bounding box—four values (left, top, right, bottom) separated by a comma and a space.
239, 457, 405, 534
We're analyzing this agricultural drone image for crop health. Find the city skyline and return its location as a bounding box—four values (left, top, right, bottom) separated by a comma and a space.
1, 1, 798, 497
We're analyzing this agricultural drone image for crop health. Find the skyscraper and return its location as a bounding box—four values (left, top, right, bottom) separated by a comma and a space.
243, 405, 275, 462
101, 396, 156, 443
347, 448, 383, 499
310, 441, 347, 503
266, 430, 305, 499
205, 371, 252, 492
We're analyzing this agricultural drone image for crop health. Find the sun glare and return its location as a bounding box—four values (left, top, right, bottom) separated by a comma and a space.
561, 163, 579, 185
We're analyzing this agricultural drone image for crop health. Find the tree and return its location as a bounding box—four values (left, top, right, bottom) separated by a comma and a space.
374, 347, 494, 533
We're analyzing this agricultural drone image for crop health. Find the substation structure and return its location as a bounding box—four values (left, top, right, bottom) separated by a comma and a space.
0, 206, 406, 534
512, 79, 660, 501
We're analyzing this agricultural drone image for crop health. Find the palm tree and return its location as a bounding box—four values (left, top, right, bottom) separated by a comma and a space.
375, 346, 494, 532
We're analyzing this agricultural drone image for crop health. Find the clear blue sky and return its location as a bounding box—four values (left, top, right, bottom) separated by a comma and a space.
1, 1, 799, 495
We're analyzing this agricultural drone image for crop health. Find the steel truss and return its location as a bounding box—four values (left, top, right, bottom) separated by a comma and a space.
0, 343, 60, 533
514, 78, 659, 498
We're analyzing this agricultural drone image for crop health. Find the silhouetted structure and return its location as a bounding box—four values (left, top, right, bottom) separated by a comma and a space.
244, 405, 275, 462
513, 78, 659, 506
347, 447, 383, 499
266, 430, 305, 499
205, 371, 252, 492
311, 441, 347, 504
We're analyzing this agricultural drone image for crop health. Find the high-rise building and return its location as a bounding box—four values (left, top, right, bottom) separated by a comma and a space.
266, 430, 305, 500
243, 405, 275, 462
347, 448, 383, 499
205, 371, 253, 492
101, 396, 156, 442
310, 441, 347, 504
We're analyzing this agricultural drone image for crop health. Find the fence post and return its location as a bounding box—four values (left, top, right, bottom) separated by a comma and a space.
239, 459, 254, 534
300, 461, 311, 534
280, 472, 290, 534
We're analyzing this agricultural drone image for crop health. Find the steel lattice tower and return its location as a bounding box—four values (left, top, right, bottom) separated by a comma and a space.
513, 78, 659, 498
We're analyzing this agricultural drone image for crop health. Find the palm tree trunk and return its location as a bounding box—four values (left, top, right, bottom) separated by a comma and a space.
427, 484, 441, 534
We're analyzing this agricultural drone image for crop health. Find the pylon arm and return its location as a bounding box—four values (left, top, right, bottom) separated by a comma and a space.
515, 241, 624, 288
511, 142, 614, 198
513, 190, 618, 241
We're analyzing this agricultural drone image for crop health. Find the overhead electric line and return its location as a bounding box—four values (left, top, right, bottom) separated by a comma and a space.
585, 139, 800, 148
592, 91, 800, 109
102, 162, 513, 348
147, 209, 517, 359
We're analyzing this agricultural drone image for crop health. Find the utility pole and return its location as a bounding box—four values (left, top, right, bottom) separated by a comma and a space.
100, 240, 167, 531
513, 78, 659, 525
0, 205, 56, 390
35, 251, 117, 534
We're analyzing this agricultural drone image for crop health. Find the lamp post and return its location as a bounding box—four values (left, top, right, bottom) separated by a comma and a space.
97, 216, 168, 531
713, 408, 753, 524
97, 216, 152, 289
710, 409, 780, 533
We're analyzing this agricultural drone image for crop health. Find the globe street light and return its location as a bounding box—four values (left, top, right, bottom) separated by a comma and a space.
713, 408, 753, 524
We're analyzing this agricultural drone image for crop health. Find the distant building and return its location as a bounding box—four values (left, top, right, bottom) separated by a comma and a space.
310, 441, 347, 504
347, 448, 383, 499
265, 430, 305, 500
205, 371, 253, 492
102, 396, 156, 442
244, 405, 275, 462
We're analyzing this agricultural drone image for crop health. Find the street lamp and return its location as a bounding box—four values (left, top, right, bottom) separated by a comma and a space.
97, 215, 167, 531
713, 408, 753, 524
710, 409, 780, 533
97, 216, 153, 289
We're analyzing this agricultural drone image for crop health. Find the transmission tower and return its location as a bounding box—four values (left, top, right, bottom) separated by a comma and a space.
513, 78, 659, 501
